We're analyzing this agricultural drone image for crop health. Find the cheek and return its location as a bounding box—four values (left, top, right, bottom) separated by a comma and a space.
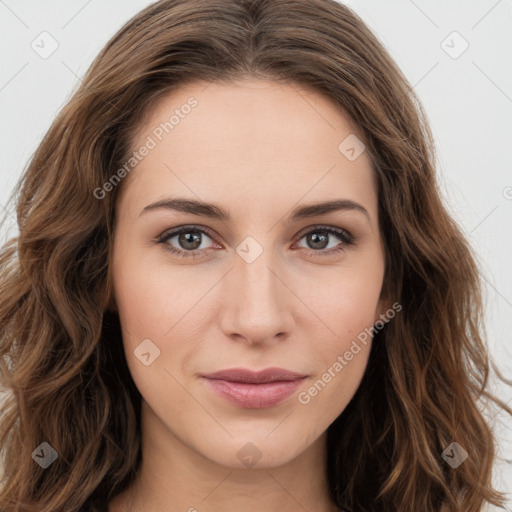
111, 259, 195, 411
297, 257, 383, 403
297, 281, 377, 419
112, 266, 163, 341
297, 345, 370, 426
111, 248, 212, 380
304, 262, 384, 339
112, 247, 201, 340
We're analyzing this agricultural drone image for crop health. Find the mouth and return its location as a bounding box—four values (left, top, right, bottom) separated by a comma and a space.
200, 367, 308, 409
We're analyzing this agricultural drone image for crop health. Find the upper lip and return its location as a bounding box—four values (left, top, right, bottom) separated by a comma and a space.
201, 367, 307, 384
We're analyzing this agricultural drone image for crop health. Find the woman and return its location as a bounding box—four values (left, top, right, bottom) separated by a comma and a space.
0, 1, 510, 511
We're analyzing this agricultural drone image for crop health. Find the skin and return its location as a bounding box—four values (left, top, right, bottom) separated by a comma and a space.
108, 78, 391, 512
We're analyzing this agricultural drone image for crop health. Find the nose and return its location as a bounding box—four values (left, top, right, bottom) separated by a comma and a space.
219, 246, 294, 346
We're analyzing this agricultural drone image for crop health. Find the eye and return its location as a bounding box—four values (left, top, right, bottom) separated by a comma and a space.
295, 225, 354, 256
157, 225, 218, 259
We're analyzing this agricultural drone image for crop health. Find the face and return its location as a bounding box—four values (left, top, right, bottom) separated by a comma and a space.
110, 78, 389, 469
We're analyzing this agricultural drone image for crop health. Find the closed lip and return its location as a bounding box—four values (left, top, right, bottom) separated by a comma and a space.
200, 367, 307, 384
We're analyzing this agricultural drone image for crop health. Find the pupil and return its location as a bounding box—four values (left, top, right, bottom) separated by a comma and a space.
309, 232, 328, 249
180, 231, 201, 250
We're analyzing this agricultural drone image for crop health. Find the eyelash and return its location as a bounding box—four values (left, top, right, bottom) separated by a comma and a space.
156, 224, 355, 260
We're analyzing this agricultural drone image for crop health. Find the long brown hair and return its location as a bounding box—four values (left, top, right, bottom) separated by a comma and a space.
1, 1, 511, 511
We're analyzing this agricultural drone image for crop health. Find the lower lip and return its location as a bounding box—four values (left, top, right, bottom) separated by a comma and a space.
203, 378, 306, 409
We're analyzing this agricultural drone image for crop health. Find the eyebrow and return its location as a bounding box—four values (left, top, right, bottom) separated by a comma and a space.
139, 197, 370, 223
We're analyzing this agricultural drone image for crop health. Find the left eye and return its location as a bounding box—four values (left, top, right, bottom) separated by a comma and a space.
296, 229, 349, 251
157, 225, 354, 259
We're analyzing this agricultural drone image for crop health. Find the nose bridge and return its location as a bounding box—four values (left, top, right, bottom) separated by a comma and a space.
220, 235, 291, 342
234, 237, 282, 309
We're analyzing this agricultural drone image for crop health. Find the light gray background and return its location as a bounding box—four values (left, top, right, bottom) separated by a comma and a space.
1, 0, 511, 509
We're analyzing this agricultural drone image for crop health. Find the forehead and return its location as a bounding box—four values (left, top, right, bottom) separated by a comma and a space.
117, 78, 377, 220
